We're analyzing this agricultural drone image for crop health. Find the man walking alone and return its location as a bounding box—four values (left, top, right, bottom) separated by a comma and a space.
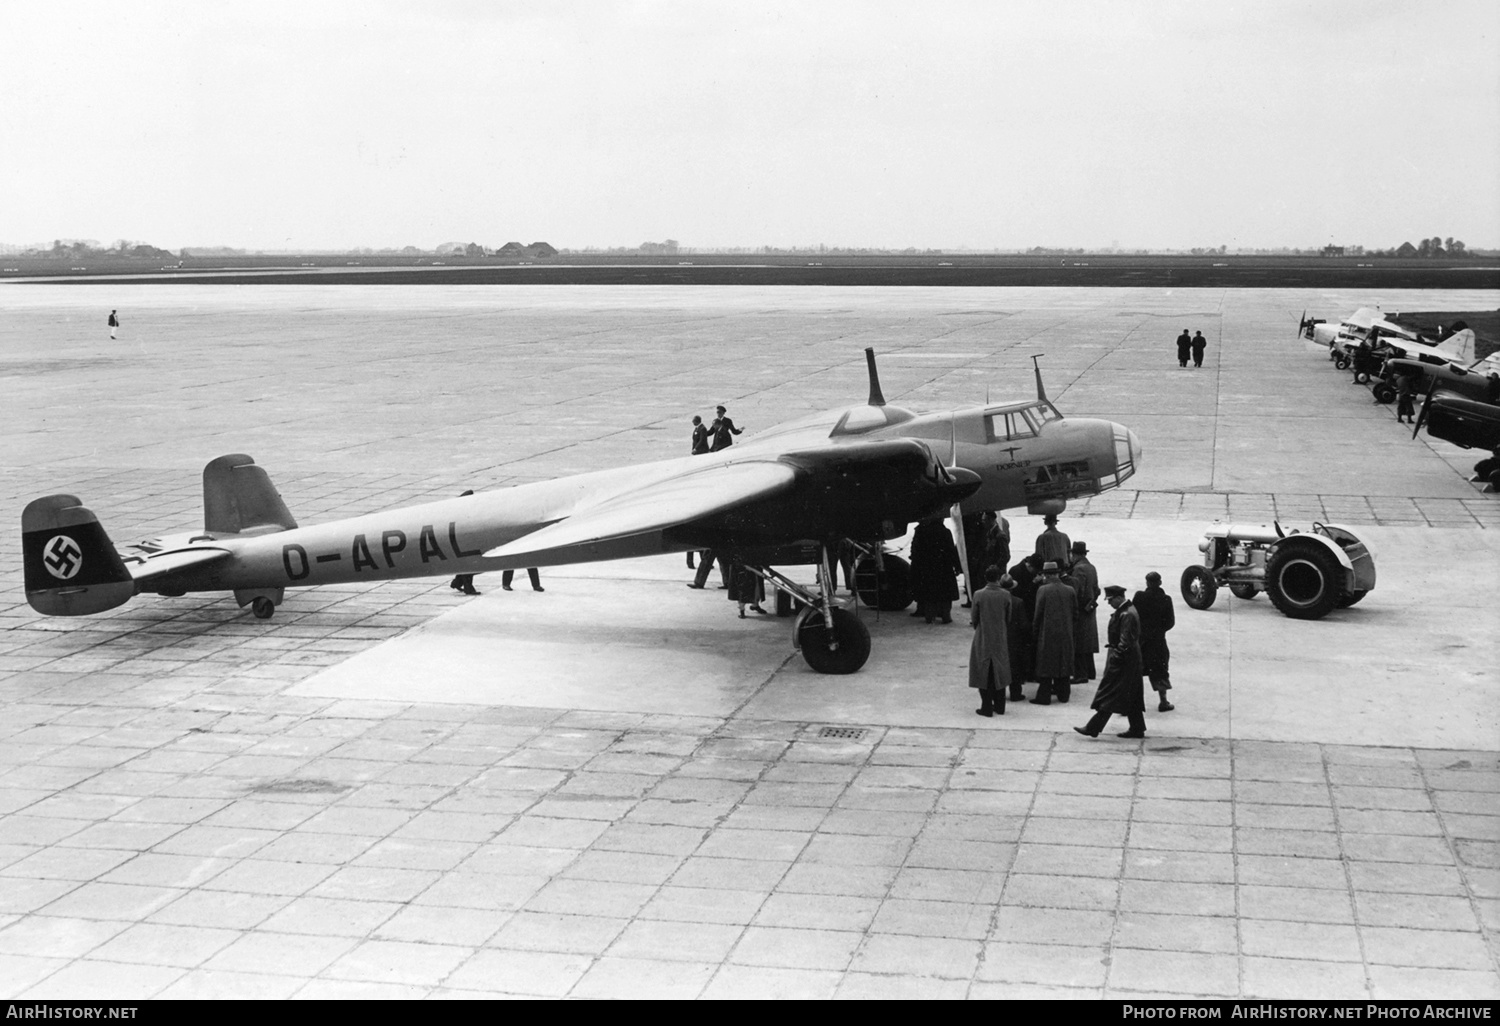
1074, 585, 1147, 738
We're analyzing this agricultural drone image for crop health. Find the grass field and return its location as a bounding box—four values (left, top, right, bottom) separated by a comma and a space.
6, 252, 1499, 290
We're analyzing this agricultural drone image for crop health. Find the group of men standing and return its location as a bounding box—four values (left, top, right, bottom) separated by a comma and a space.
689, 406, 743, 455
966, 515, 1177, 740
686, 406, 747, 594
1175, 329, 1208, 368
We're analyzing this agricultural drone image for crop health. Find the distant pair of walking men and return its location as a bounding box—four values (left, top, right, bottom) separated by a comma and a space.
1176, 329, 1208, 368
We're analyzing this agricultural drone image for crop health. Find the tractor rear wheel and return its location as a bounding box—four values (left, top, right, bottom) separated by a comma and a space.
1265, 543, 1343, 620
1180, 566, 1218, 610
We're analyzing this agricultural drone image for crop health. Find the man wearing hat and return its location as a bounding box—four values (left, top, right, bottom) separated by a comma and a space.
1068, 540, 1100, 683
969, 565, 1019, 717
1030, 559, 1076, 704
1133, 571, 1176, 712
1074, 585, 1147, 738
1033, 514, 1071, 566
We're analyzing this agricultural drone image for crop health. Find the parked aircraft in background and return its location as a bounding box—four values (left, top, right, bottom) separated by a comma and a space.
1300, 307, 1476, 367
23, 350, 1142, 674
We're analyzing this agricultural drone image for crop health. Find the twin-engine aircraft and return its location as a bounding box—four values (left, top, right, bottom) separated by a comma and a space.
23, 350, 1141, 674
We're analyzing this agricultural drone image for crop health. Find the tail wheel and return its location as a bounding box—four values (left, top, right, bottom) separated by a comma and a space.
251, 597, 276, 620
1228, 583, 1258, 600
1372, 383, 1396, 404
797, 608, 871, 674
853, 554, 913, 611
1180, 566, 1219, 610
1265, 543, 1343, 620
1337, 589, 1368, 608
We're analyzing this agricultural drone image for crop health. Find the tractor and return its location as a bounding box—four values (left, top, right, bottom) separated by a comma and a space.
1180, 522, 1377, 620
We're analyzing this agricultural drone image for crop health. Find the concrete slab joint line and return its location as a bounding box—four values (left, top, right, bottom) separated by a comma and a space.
0, 286, 1497, 999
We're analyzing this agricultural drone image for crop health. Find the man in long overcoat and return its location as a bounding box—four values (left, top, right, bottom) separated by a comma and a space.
999, 575, 1027, 700
1133, 571, 1175, 712
1034, 514, 1071, 565
910, 517, 962, 624
960, 512, 987, 607
1030, 561, 1076, 704
984, 511, 1011, 575
968, 566, 1018, 716
1074, 585, 1147, 738
1191, 330, 1207, 368
1068, 540, 1100, 683
1007, 554, 1040, 684
1175, 328, 1192, 368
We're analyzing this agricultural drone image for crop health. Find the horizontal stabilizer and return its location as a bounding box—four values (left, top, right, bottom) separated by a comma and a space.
485, 459, 798, 563
128, 547, 233, 585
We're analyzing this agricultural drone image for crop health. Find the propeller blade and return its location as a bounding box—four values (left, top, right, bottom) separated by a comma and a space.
1298, 310, 1308, 336
1413, 383, 1437, 439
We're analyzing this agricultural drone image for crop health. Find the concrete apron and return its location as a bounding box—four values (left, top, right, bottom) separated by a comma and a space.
291, 517, 1498, 752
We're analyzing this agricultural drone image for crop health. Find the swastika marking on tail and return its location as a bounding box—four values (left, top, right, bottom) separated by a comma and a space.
44, 535, 83, 580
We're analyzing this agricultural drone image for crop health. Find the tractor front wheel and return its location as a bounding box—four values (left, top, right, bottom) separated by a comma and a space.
1180, 566, 1219, 611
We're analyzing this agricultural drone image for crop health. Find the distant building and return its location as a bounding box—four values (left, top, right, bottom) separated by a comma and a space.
1395, 241, 1418, 258
1321, 245, 1345, 258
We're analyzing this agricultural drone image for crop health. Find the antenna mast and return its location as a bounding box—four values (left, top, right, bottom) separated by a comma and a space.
1030, 354, 1049, 403
865, 348, 886, 406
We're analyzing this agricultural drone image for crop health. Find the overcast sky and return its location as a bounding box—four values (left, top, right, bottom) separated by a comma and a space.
3, 0, 1497, 252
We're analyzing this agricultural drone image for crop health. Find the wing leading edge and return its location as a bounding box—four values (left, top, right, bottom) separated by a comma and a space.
483, 459, 799, 565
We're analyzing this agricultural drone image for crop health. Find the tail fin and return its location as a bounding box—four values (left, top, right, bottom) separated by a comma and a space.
23, 496, 135, 616
1434, 328, 1476, 363
203, 454, 297, 535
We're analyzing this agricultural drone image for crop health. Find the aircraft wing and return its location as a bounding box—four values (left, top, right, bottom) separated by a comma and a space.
124, 547, 233, 584
1381, 337, 1467, 365
483, 459, 798, 562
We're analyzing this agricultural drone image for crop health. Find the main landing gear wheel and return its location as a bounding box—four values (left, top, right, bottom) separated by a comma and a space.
1371, 382, 1396, 404
798, 608, 871, 675
1264, 543, 1343, 620
1180, 566, 1219, 610
1353, 370, 1372, 385
1228, 583, 1259, 600
251, 597, 276, 620
1334, 354, 1352, 370
854, 554, 913, 611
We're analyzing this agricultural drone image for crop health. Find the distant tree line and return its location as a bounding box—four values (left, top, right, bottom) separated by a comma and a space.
16, 239, 177, 260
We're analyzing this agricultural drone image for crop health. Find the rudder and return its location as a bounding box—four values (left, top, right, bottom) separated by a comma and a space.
203, 454, 297, 535
22, 495, 135, 616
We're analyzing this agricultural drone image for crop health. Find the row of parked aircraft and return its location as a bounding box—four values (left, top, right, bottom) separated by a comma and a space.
23, 350, 1142, 674
1299, 307, 1500, 489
